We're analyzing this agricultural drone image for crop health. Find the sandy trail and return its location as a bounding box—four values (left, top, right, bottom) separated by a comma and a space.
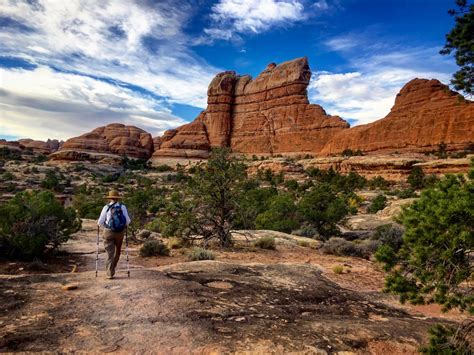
0, 221, 466, 354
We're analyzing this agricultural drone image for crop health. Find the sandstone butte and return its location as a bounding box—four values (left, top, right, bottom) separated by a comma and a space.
152, 57, 350, 160
50, 123, 154, 161
151, 57, 474, 162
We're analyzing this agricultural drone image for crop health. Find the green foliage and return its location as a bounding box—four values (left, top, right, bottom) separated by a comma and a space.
0, 147, 22, 161
139, 240, 170, 257
122, 156, 150, 170
321, 237, 377, 259
72, 189, 104, 219
153, 164, 173, 172
188, 247, 215, 261
234, 184, 277, 229
367, 194, 387, 214
333, 265, 344, 274
41, 170, 63, 192
305, 168, 367, 192
255, 193, 299, 233
420, 322, 473, 354
407, 166, 426, 190
32, 154, 48, 163
297, 184, 348, 240
284, 179, 299, 191
440, 0, 474, 94
341, 149, 364, 157
254, 236, 276, 250
379, 173, 474, 313
387, 188, 417, 199
1, 171, 14, 181
0, 191, 81, 259
368, 176, 390, 190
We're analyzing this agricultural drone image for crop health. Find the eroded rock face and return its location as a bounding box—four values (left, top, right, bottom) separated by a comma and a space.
0, 139, 62, 154
321, 79, 474, 155
152, 57, 349, 162
50, 123, 154, 161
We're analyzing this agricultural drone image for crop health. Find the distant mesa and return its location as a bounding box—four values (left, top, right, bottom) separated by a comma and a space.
49, 123, 153, 162
0, 138, 63, 154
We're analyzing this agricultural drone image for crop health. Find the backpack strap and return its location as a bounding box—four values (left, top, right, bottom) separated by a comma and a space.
106, 202, 117, 213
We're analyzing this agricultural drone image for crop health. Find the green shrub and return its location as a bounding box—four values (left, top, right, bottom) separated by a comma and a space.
41, 170, 63, 191
341, 149, 364, 157
332, 265, 344, 274
1, 171, 14, 181
387, 188, 416, 199
283, 179, 299, 191
72, 192, 104, 219
167, 237, 184, 249
379, 172, 474, 313
297, 184, 348, 240
291, 224, 318, 238
122, 156, 150, 170
254, 236, 276, 250
321, 237, 377, 259
188, 247, 215, 261
368, 194, 387, 214
234, 185, 277, 229
368, 176, 390, 190
255, 193, 299, 233
0, 191, 81, 259
139, 240, 170, 257
32, 154, 47, 163
407, 166, 425, 190
144, 219, 162, 233
154, 164, 173, 172
420, 323, 472, 354
0, 147, 22, 160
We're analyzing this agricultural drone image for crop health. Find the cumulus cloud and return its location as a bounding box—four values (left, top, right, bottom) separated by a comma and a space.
0, 0, 219, 139
309, 34, 456, 125
203, 0, 323, 42
0, 66, 187, 140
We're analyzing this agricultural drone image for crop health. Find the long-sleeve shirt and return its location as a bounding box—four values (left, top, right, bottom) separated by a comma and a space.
97, 202, 131, 227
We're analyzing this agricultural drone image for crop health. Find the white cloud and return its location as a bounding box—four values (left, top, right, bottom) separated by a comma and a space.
204, 0, 310, 41
0, 66, 187, 140
0, 0, 220, 140
309, 34, 456, 125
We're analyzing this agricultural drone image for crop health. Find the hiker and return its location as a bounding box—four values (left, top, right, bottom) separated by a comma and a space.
97, 190, 131, 279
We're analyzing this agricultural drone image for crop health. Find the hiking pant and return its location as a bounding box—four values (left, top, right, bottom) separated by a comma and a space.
102, 228, 125, 278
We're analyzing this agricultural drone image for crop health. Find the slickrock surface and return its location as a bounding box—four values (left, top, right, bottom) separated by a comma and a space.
152, 57, 349, 162
50, 123, 154, 161
321, 79, 474, 155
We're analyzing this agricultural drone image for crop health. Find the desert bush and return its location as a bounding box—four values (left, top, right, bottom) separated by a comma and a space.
139, 240, 170, 257
154, 164, 173, 172
368, 176, 390, 190
297, 184, 348, 240
255, 193, 299, 233
283, 179, 299, 191
188, 247, 215, 261
72, 192, 104, 219
167, 237, 184, 249
1, 171, 14, 181
407, 166, 425, 190
332, 265, 344, 274
387, 188, 416, 199
234, 185, 277, 229
0, 147, 22, 161
122, 156, 150, 170
0, 191, 81, 259
254, 236, 276, 250
367, 194, 387, 214
41, 170, 63, 192
291, 224, 318, 238
32, 154, 47, 163
420, 322, 473, 354
371, 224, 404, 251
321, 237, 376, 259
144, 219, 162, 233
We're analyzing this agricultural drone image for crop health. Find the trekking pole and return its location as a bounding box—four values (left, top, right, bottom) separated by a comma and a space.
125, 226, 130, 277
95, 226, 99, 277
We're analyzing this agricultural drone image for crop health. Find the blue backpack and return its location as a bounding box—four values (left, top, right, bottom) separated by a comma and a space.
106, 203, 127, 232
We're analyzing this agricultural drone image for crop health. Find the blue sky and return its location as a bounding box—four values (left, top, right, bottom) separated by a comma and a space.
0, 0, 458, 141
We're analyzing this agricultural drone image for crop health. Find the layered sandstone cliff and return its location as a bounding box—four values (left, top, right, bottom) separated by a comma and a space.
320, 79, 474, 155
152, 57, 349, 161
50, 123, 154, 161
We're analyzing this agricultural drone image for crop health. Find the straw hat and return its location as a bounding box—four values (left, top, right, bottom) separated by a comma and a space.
105, 189, 122, 200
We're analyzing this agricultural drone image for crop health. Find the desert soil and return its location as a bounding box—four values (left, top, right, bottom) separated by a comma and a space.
0, 220, 468, 354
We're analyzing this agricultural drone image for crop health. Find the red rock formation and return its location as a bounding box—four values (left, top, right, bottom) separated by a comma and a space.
152, 57, 349, 162
51, 123, 153, 161
321, 79, 474, 155
0, 138, 62, 154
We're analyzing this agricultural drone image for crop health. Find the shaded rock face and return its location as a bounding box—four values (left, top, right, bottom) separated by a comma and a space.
0, 139, 62, 154
152, 57, 349, 161
321, 79, 474, 155
50, 123, 154, 161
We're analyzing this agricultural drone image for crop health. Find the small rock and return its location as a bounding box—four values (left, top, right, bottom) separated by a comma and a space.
234, 317, 246, 322
62, 283, 79, 291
